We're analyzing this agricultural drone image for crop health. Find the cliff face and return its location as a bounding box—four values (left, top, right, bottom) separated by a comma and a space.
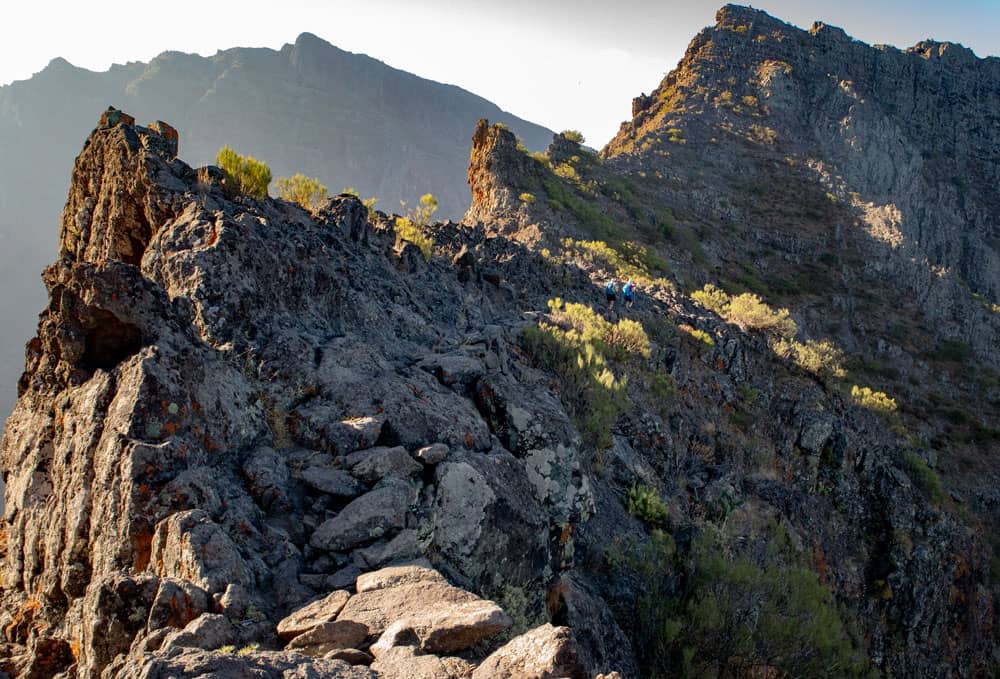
0, 32, 554, 420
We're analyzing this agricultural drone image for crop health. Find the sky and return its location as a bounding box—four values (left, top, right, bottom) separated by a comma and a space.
2, 0, 998, 146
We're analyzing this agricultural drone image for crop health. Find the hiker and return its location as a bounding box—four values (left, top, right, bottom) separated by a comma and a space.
623, 279, 636, 309
605, 279, 618, 311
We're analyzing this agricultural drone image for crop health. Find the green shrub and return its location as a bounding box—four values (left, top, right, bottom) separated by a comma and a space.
561, 130, 586, 144
394, 193, 439, 259
394, 217, 434, 259
928, 339, 973, 364
902, 452, 944, 504
777, 338, 847, 380
275, 173, 327, 210
523, 298, 642, 449
692, 283, 729, 315
216, 145, 271, 200
727, 292, 797, 338
625, 531, 868, 677
851, 385, 897, 413
626, 484, 669, 527
519, 192, 537, 204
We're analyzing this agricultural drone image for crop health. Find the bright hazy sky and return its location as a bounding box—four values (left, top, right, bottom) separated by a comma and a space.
2, 1, 998, 146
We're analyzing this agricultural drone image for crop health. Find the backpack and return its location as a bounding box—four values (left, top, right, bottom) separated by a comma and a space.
605, 281, 616, 294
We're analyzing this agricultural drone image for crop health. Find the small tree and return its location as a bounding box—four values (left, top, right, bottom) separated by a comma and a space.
216, 146, 271, 200
276, 173, 327, 210
562, 130, 586, 144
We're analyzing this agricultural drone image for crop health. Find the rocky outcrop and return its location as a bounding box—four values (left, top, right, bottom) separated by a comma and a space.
0, 111, 601, 678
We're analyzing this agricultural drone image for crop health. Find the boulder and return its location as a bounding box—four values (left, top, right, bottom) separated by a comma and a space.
472, 623, 586, 679
345, 446, 422, 484
287, 620, 369, 652
339, 565, 511, 653
355, 561, 444, 593
370, 645, 474, 679
310, 479, 417, 552
116, 648, 376, 678
159, 613, 236, 652
356, 529, 422, 568
276, 590, 351, 641
416, 443, 450, 465
300, 465, 367, 498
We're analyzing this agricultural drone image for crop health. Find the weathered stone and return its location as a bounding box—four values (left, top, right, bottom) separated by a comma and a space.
149, 509, 254, 594
300, 465, 367, 498
276, 590, 351, 641
159, 613, 236, 652
115, 647, 376, 678
370, 645, 474, 679
286, 620, 369, 651
356, 529, 422, 568
355, 561, 444, 593
345, 446, 422, 484
416, 443, 450, 465
339, 566, 511, 653
472, 624, 586, 679
323, 647, 375, 665
310, 479, 417, 552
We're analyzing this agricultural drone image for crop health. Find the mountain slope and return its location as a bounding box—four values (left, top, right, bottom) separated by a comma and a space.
0, 32, 554, 418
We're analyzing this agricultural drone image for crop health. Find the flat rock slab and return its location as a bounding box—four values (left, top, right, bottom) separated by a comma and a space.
416, 443, 450, 465
310, 479, 416, 552
472, 623, 586, 679
340, 565, 511, 654
323, 648, 375, 665
300, 466, 367, 498
277, 590, 351, 641
355, 561, 444, 593
370, 645, 474, 679
287, 620, 369, 652
345, 446, 421, 484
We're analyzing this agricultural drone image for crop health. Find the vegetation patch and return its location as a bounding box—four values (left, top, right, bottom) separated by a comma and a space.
216, 145, 272, 200
902, 451, 944, 504
276, 173, 327, 211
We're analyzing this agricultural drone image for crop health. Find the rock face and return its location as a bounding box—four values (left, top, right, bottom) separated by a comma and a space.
2, 7, 1000, 675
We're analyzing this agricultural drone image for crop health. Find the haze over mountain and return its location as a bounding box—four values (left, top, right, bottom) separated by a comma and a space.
0, 31, 554, 417
2, 4, 1000, 678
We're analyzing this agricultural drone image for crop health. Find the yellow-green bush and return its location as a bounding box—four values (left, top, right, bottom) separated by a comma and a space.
394, 193, 439, 259
692, 284, 796, 338
777, 338, 847, 379
851, 385, 897, 413
626, 484, 669, 527
275, 173, 327, 210
216, 145, 271, 200
524, 298, 649, 449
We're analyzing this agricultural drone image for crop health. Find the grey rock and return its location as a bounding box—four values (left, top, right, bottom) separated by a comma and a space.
416, 443, 450, 466
369, 645, 475, 679
287, 620, 369, 654
356, 529, 423, 568
310, 479, 418, 552
472, 623, 587, 679
345, 446, 422, 484
276, 590, 351, 642
300, 466, 367, 498
159, 613, 236, 651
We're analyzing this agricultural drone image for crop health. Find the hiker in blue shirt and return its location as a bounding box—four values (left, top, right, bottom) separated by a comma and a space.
605, 279, 618, 311
623, 279, 636, 309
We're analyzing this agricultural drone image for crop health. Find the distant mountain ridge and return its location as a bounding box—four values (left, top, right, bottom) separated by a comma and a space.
0, 32, 554, 417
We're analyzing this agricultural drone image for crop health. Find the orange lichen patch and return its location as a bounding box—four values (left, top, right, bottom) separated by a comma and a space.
133, 528, 154, 572
70, 638, 81, 661
160, 422, 180, 437
0, 525, 7, 557
559, 523, 574, 545
3, 597, 46, 644
464, 433, 474, 449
